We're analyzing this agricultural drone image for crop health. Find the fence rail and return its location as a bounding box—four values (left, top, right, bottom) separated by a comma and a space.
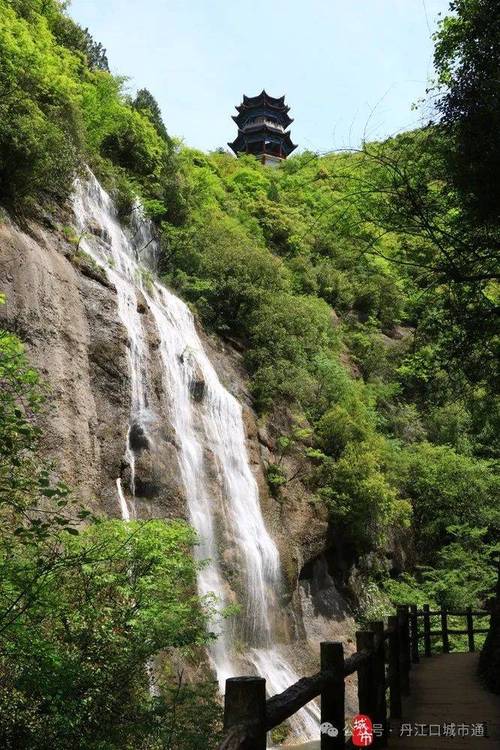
218, 604, 490, 749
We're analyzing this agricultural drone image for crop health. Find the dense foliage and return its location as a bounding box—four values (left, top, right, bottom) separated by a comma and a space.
158, 143, 498, 604
0, 319, 222, 747
0, 0, 498, 742
148, 0, 499, 613
0, 0, 177, 213
435, 0, 500, 223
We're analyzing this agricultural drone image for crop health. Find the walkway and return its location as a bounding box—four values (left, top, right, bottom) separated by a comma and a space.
392, 652, 500, 748
284, 654, 500, 748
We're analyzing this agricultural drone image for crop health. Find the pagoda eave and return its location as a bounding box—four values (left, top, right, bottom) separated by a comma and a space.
228, 132, 297, 158
236, 103, 290, 115
232, 113, 294, 129
234, 123, 296, 141
235, 102, 290, 114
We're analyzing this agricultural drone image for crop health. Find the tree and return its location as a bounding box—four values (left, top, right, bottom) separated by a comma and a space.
0, 2, 81, 210
391, 442, 499, 556
341, 1, 500, 389
434, 0, 500, 222
133, 88, 169, 142
317, 438, 410, 552
0, 325, 221, 749
0, 519, 217, 750
51, 15, 110, 71
347, 130, 499, 391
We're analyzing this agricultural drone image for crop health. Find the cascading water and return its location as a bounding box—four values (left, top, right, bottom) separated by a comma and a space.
71, 173, 319, 741
146, 287, 235, 684
73, 176, 152, 517
148, 285, 281, 641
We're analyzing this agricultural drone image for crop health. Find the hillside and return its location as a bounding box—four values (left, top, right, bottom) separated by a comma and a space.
0, 1, 498, 748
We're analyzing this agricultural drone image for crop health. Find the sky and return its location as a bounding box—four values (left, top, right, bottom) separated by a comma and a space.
69, 0, 451, 154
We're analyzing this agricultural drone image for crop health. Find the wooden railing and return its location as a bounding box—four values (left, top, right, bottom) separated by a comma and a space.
218, 604, 490, 749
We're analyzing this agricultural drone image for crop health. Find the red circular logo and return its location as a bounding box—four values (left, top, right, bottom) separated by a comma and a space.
352, 714, 373, 747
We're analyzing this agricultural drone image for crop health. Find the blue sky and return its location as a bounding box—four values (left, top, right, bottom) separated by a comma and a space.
69, 0, 451, 154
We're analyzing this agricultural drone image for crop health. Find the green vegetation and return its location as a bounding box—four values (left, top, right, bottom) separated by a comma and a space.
149, 0, 499, 613
0, 0, 177, 214
271, 723, 291, 744
156, 139, 498, 598
69, 247, 107, 283
0, 319, 222, 747
0, 0, 499, 743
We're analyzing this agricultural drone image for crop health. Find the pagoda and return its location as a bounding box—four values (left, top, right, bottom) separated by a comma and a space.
228, 90, 297, 166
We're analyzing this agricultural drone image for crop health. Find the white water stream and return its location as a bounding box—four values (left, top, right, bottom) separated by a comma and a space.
72, 173, 319, 741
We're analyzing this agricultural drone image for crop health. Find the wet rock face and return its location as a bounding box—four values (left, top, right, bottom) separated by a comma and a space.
299, 553, 352, 621
297, 552, 358, 714
0, 210, 356, 697
0, 214, 191, 522
136, 290, 148, 315
198, 327, 334, 600
0, 211, 344, 555
130, 441, 185, 514
0, 218, 130, 515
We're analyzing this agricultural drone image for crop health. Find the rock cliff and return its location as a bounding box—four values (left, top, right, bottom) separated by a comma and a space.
0, 209, 356, 712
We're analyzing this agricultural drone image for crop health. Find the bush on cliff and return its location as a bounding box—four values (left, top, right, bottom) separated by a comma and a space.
0, 0, 173, 213
0, 325, 222, 749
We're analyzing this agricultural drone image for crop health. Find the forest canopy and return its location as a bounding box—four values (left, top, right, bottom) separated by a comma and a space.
1, 0, 498, 617
0, 0, 499, 746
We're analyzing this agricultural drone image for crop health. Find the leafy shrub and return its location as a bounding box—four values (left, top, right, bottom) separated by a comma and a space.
0, 1, 170, 213
391, 442, 500, 555
0, 324, 220, 750
318, 439, 411, 551
0, 3, 82, 210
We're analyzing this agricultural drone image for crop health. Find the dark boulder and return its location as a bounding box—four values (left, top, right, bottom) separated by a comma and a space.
189, 364, 206, 402
129, 422, 149, 451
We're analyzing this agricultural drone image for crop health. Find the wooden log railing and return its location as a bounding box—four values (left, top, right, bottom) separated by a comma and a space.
219, 604, 490, 749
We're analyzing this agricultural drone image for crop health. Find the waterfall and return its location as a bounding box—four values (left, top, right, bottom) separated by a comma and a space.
73, 177, 151, 517
72, 173, 319, 741
116, 478, 131, 521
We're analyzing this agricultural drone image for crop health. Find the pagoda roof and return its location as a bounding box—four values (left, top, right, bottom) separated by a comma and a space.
228, 125, 298, 156
232, 110, 294, 129
236, 89, 290, 114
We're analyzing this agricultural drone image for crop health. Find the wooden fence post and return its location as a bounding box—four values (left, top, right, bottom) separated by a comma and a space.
423, 604, 431, 657
369, 621, 387, 747
466, 606, 475, 652
320, 641, 345, 749
410, 604, 420, 664
397, 605, 410, 694
441, 609, 450, 654
223, 676, 266, 750
388, 615, 402, 719
356, 630, 375, 722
